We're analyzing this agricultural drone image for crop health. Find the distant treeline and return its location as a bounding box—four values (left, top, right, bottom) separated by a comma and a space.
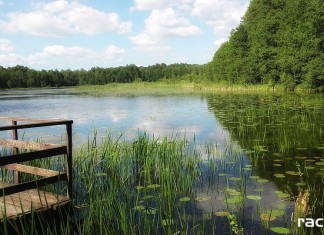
0, 63, 204, 89
207, 0, 323, 90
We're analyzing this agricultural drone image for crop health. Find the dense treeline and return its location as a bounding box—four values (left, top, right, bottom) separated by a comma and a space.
0, 63, 203, 89
208, 0, 324, 90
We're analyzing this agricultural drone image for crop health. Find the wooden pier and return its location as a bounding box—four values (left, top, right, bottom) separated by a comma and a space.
0, 117, 73, 229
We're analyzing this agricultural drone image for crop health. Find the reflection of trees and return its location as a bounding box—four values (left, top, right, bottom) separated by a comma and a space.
206, 93, 324, 217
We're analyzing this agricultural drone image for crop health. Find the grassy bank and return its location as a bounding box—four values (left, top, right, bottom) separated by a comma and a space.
76, 81, 290, 96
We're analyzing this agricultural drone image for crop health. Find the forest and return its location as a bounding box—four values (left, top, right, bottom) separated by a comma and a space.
0, 0, 323, 90
0, 63, 203, 89
207, 0, 323, 90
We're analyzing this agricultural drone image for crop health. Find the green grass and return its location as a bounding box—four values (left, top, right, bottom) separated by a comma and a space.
76, 81, 289, 96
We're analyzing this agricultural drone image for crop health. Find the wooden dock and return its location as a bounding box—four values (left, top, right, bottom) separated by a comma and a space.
0, 117, 73, 228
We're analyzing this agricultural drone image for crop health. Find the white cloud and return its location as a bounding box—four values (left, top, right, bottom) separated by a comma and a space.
131, 0, 165, 11
192, 0, 249, 37
131, 0, 194, 11
130, 8, 200, 55
0, 44, 126, 67
215, 38, 227, 49
0, 0, 132, 37
0, 39, 14, 52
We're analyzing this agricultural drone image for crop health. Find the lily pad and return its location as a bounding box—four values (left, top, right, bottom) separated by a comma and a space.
315, 162, 324, 166
295, 182, 306, 186
179, 197, 190, 202
95, 173, 107, 177
226, 188, 241, 196
260, 214, 276, 222
225, 196, 242, 204
285, 171, 299, 176
273, 164, 282, 167
268, 209, 284, 217
218, 173, 227, 177
195, 196, 211, 202
277, 193, 290, 199
295, 156, 307, 160
274, 174, 285, 178
257, 179, 269, 183
254, 188, 264, 192
270, 227, 290, 234
246, 195, 262, 200
215, 211, 230, 217
229, 177, 241, 181
135, 185, 145, 190
147, 184, 160, 189
305, 166, 315, 170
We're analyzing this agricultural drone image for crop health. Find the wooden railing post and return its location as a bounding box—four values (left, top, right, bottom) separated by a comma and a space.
12, 120, 20, 184
66, 121, 73, 200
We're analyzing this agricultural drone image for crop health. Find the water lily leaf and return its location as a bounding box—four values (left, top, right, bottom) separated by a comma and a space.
95, 173, 107, 177
229, 177, 241, 181
147, 184, 160, 189
295, 182, 306, 186
218, 173, 227, 177
243, 167, 252, 171
268, 210, 284, 217
273, 164, 282, 167
277, 193, 290, 199
270, 227, 290, 234
135, 185, 144, 190
250, 176, 260, 179
260, 214, 276, 222
315, 162, 324, 166
224, 196, 242, 204
215, 211, 230, 217
226, 188, 241, 196
246, 195, 262, 200
305, 166, 315, 170
274, 174, 285, 178
195, 196, 211, 202
257, 179, 269, 183
295, 156, 307, 160
254, 188, 264, 192
285, 171, 299, 176
179, 197, 190, 202
245, 164, 252, 167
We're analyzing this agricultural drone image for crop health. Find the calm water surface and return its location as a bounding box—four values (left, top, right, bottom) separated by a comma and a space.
0, 89, 323, 234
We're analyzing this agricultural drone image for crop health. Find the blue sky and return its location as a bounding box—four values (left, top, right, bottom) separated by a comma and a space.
0, 0, 249, 70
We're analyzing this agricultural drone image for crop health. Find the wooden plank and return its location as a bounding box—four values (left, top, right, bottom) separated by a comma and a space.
0, 146, 67, 166
0, 139, 64, 151
0, 117, 71, 124
0, 189, 71, 219
0, 120, 73, 131
1, 164, 62, 177
0, 173, 68, 197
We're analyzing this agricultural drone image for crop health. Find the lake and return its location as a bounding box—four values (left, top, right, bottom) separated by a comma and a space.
0, 89, 323, 234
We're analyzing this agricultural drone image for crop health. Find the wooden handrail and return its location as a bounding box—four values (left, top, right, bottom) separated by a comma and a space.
0, 117, 73, 200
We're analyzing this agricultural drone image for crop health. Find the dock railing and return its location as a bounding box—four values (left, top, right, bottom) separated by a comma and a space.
0, 117, 73, 201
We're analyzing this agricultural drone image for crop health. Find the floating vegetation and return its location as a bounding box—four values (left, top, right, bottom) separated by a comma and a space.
260, 214, 276, 222
179, 197, 190, 202
246, 195, 262, 200
195, 196, 211, 202
147, 184, 160, 189
215, 211, 230, 217
270, 227, 290, 234
274, 174, 286, 178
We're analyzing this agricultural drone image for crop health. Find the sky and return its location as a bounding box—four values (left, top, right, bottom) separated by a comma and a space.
0, 0, 249, 70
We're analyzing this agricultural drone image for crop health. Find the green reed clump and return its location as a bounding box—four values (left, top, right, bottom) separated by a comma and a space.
72, 132, 202, 234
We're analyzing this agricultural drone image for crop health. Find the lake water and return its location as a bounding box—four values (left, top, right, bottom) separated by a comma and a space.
0, 89, 323, 234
